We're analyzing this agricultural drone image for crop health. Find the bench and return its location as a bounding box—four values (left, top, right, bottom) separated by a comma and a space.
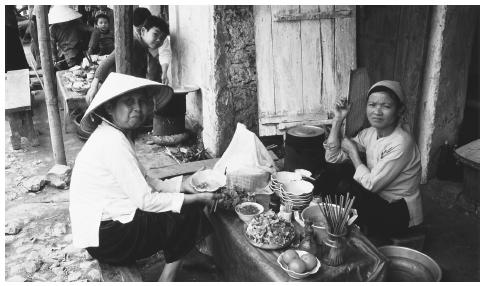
6, 69, 39, 149
99, 262, 142, 282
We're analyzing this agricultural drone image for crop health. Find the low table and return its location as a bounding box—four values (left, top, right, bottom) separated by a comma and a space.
207, 197, 387, 282
55, 70, 89, 133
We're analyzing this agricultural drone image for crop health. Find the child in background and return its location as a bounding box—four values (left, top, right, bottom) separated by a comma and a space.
87, 11, 115, 56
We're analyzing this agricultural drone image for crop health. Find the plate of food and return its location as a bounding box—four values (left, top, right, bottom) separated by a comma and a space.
190, 169, 226, 193
245, 210, 295, 250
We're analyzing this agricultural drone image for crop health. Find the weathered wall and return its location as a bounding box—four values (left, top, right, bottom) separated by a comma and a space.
213, 5, 258, 153
418, 6, 477, 180
169, 5, 257, 157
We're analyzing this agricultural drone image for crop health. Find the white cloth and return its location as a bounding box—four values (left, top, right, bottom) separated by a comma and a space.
324, 125, 423, 227
69, 122, 184, 248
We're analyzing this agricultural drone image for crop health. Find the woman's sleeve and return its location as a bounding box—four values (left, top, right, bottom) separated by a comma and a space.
323, 129, 367, 163
353, 142, 411, 192
323, 140, 349, 163
94, 51, 115, 82
106, 143, 185, 213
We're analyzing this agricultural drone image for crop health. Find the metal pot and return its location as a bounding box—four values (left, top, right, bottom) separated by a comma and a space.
378, 245, 442, 282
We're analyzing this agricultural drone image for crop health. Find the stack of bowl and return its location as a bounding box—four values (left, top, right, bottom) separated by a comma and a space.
280, 180, 314, 211
269, 172, 314, 211
269, 171, 302, 197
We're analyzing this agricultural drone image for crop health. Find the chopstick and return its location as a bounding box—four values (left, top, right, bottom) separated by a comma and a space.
318, 193, 355, 235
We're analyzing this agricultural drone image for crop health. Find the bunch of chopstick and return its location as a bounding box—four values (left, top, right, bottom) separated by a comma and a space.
317, 193, 355, 235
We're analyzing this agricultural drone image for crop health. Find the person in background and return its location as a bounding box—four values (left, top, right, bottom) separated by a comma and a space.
71, 72, 221, 281
48, 5, 90, 69
87, 11, 115, 56
95, 5, 115, 33
86, 15, 170, 104
133, 7, 172, 85
314, 80, 423, 237
5, 5, 29, 72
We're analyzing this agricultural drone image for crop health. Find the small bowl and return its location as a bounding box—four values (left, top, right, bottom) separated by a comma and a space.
190, 169, 226, 192
277, 250, 321, 279
235, 202, 264, 223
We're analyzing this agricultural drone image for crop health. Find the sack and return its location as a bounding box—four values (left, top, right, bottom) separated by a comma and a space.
213, 123, 276, 194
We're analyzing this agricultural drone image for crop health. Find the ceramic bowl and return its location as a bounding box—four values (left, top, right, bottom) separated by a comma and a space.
277, 250, 321, 279
235, 202, 264, 223
190, 169, 226, 192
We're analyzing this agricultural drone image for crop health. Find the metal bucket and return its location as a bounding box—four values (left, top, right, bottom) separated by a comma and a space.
284, 125, 326, 175
378, 246, 442, 282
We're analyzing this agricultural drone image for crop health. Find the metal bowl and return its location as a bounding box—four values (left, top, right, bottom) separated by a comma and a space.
378, 246, 442, 282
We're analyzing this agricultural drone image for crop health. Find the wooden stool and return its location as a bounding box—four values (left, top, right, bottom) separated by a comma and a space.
388, 225, 427, 252
6, 69, 39, 149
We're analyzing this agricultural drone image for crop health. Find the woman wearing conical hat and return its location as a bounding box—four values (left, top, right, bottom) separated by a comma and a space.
69, 73, 222, 281
315, 80, 423, 237
48, 5, 91, 69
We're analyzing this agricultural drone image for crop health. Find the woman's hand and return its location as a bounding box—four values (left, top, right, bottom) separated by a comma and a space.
333, 97, 351, 121
180, 176, 197, 194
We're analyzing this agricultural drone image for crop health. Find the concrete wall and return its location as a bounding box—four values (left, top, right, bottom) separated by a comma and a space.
169, 6, 218, 153
170, 5, 256, 157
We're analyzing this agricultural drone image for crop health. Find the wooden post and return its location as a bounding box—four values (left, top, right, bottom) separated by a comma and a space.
35, 5, 67, 165
113, 6, 133, 75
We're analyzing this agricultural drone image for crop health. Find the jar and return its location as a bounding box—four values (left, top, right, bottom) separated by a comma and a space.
321, 228, 348, 266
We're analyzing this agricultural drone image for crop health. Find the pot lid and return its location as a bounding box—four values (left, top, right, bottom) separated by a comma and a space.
287, 125, 325, 137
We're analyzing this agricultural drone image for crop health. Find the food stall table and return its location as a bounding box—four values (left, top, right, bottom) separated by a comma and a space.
56, 70, 89, 133
207, 197, 387, 282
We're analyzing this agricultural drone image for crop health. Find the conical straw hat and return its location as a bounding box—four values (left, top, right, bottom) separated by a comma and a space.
48, 5, 82, 24
80, 73, 173, 130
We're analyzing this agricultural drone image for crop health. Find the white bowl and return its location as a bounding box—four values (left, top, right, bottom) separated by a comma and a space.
235, 202, 264, 223
190, 169, 226, 192
284, 180, 314, 196
277, 250, 321, 279
273, 171, 302, 185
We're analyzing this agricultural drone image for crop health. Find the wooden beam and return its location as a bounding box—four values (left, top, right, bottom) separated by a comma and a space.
147, 158, 219, 179
35, 5, 66, 165
259, 113, 330, 124
113, 6, 133, 75
274, 9, 352, 22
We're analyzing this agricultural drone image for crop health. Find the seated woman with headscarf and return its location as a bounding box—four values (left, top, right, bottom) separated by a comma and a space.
69, 73, 221, 281
315, 80, 423, 237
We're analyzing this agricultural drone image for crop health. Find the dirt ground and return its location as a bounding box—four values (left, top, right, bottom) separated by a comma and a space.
4, 45, 479, 282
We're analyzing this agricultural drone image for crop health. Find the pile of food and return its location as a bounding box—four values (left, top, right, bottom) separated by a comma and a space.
218, 187, 251, 210
237, 204, 261, 215
62, 66, 96, 94
246, 210, 295, 248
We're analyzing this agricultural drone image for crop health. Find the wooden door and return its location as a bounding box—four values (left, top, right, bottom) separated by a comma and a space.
254, 5, 356, 136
